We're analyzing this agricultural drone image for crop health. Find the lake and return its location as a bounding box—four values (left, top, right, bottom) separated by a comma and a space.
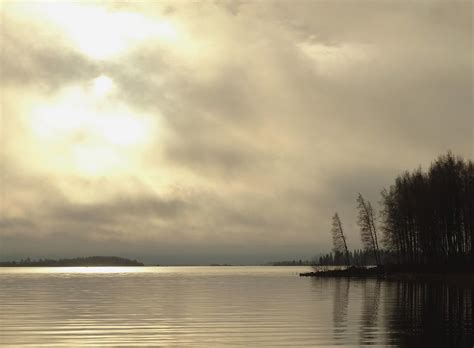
0, 266, 472, 346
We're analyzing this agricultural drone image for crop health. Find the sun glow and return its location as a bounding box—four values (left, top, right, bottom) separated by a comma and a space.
92, 75, 115, 97
27, 77, 157, 176
10, 267, 148, 274
97, 114, 148, 147
23, 3, 179, 60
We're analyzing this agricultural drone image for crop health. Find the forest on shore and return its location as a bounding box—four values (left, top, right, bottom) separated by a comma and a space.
327, 152, 473, 272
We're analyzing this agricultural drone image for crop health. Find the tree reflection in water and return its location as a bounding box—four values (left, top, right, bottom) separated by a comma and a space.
332, 278, 350, 341
385, 280, 473, 347
359, 279, 381, 345
327, 277, 473, 346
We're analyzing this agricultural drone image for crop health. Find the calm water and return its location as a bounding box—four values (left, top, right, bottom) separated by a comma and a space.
0, 266, 472, 347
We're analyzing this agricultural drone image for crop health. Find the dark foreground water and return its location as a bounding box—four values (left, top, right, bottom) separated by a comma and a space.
0, 266, 472, 347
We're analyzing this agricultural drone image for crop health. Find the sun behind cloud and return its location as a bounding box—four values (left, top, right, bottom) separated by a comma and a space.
91, 75, 115, 97
12, 2, 179, 61
26, 76, 158, 177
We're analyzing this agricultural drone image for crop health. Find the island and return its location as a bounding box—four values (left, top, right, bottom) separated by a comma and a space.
0, 256, 144, 267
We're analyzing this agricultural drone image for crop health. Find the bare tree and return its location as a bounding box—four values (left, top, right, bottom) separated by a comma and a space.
357, 194, 381, 266
331, 213, 350, 265
366, 201, 380, 259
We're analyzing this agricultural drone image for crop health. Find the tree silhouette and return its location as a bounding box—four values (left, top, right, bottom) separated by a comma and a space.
380, 152, 473, 267
331, 213, 350, 265
357, 194, 381, 265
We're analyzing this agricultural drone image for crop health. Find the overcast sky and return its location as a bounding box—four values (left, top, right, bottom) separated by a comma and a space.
1, 1, 472, 264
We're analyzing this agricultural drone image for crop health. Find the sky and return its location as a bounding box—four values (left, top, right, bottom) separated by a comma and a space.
1, 1, 472, 265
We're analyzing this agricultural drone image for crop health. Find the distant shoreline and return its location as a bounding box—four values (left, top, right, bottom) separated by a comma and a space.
0, 256, 144, 267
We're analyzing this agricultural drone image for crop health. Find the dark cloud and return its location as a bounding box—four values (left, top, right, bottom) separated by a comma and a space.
50, 195, 189, 224
1, 16, 98, 89
0, 217, 36, 230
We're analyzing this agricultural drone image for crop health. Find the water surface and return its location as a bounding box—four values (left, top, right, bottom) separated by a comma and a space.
0, 266, 472, 346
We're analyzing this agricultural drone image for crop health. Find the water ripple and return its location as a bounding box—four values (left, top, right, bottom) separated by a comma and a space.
0, 267, 472, 346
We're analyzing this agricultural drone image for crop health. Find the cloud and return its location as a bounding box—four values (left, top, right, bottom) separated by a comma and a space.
1, 1, 472, 263
1, 10, 98, 89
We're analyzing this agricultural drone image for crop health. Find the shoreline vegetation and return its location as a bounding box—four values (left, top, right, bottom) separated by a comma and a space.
304, 152, 473, 280
300, 265, 474, 286
267, 260, 314, 266
0, 256, 144, 267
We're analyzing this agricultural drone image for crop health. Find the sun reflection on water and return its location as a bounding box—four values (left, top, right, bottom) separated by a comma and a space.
0, 266, 154, 274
